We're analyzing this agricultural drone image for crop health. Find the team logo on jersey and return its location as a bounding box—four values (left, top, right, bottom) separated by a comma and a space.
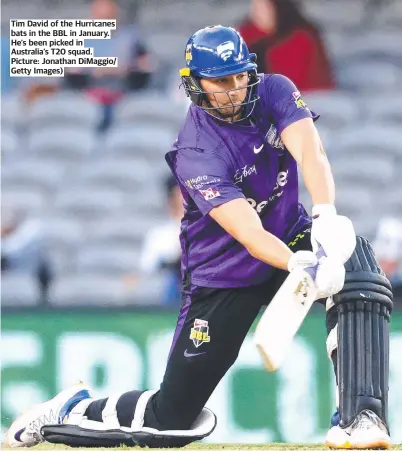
266, 124, 284, 150
293, 91, 307, 109
200, 187, 220, 201
216, 41, 235, 61
185, 44, 192, 65
190, 319, 211, 348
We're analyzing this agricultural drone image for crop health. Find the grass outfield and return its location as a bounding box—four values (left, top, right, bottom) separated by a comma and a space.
2, 444, 402, 451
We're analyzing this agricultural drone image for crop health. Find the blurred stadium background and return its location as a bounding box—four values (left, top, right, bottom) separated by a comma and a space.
1, 0, 402, 445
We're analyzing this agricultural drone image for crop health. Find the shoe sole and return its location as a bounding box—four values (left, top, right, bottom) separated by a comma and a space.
351, 439, 391, 450
325, 438, 391, 450
324, 438, 352, 449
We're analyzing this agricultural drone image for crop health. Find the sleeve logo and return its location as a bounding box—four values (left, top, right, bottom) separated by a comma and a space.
199, 187, 220, 201
293, 91, 307, 109
266, 124, 284, 150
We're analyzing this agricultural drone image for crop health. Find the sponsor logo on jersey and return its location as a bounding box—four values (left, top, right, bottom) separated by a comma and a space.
185, 175, 208, 189
234, 164, 257, 184
195, 178, 221, 189
200, 187, 220, 201
190, 319, 211, 348
293, 90, 307, 109
273, 170, 289, 190
247, 170, 290, 214
266, 124, 284, 150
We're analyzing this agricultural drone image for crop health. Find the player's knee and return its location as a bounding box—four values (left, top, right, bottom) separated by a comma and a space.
327, 236, 393, 369
335, 235, 393, 312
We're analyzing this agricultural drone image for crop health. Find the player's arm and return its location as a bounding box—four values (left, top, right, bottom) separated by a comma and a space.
281, 117, 356, 263
266, 74, 334, 206
173, 147, 316, 272
209, 198, 293, 270
266, 74, 355, 262
280, 117, 335, 206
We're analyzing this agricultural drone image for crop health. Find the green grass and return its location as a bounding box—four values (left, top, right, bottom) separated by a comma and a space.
2, 444, 402, 451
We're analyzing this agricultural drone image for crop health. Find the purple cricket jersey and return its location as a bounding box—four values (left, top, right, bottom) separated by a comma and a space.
165, 74, 319, 289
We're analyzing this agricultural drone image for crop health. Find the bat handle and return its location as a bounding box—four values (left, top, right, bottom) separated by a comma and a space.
304, 245, 326, 280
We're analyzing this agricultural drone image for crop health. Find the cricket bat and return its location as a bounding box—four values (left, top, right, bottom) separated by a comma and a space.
254, 249, 324, 372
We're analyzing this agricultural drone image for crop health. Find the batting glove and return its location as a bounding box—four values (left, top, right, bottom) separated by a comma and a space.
315, 256, 346, 297
288, 250, 318, 272
288, 250, 345, 298
311, 204, 356, 264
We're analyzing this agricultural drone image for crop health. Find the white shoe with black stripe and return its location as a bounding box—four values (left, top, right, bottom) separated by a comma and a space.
7, 383, 92, 448
325, 409, 390, 450
349, 410, 391, 449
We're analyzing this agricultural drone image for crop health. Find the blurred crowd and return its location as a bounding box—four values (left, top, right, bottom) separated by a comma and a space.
3, 0, 155, 129
2, 0, 402, 307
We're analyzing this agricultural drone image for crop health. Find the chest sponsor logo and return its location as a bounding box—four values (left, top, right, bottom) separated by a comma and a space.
247, 198, 270, 214
190, 319, 211, 348
234, 164, 257, 185
199, 187, 220, 201
266, 124, 284, 150
247, 170, 289, 214
274, 170, 289, 190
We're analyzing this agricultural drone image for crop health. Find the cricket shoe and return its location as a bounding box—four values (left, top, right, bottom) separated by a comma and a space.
325, 409, 390, 449
7, 382, 92, 448
325, 426, 351, 449
349, 409, 391, 449
325, 410, 351, 449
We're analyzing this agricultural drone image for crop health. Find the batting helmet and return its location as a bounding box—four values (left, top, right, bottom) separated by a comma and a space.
179, 25, 260, 121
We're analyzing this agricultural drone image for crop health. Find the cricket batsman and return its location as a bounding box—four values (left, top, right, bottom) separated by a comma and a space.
8, 25, 393, 449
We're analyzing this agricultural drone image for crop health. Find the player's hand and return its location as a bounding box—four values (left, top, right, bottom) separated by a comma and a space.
311, 204, 356, 264
287, 250, 318, 272
288, 250, 345, 298
315, 256, 345, 297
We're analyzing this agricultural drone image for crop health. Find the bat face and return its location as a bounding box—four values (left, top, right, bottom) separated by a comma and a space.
295, 279, 308, 304
254, 269, 318, 372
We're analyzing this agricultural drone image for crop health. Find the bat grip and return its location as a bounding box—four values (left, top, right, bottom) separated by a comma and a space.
304, 245, 326, 280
